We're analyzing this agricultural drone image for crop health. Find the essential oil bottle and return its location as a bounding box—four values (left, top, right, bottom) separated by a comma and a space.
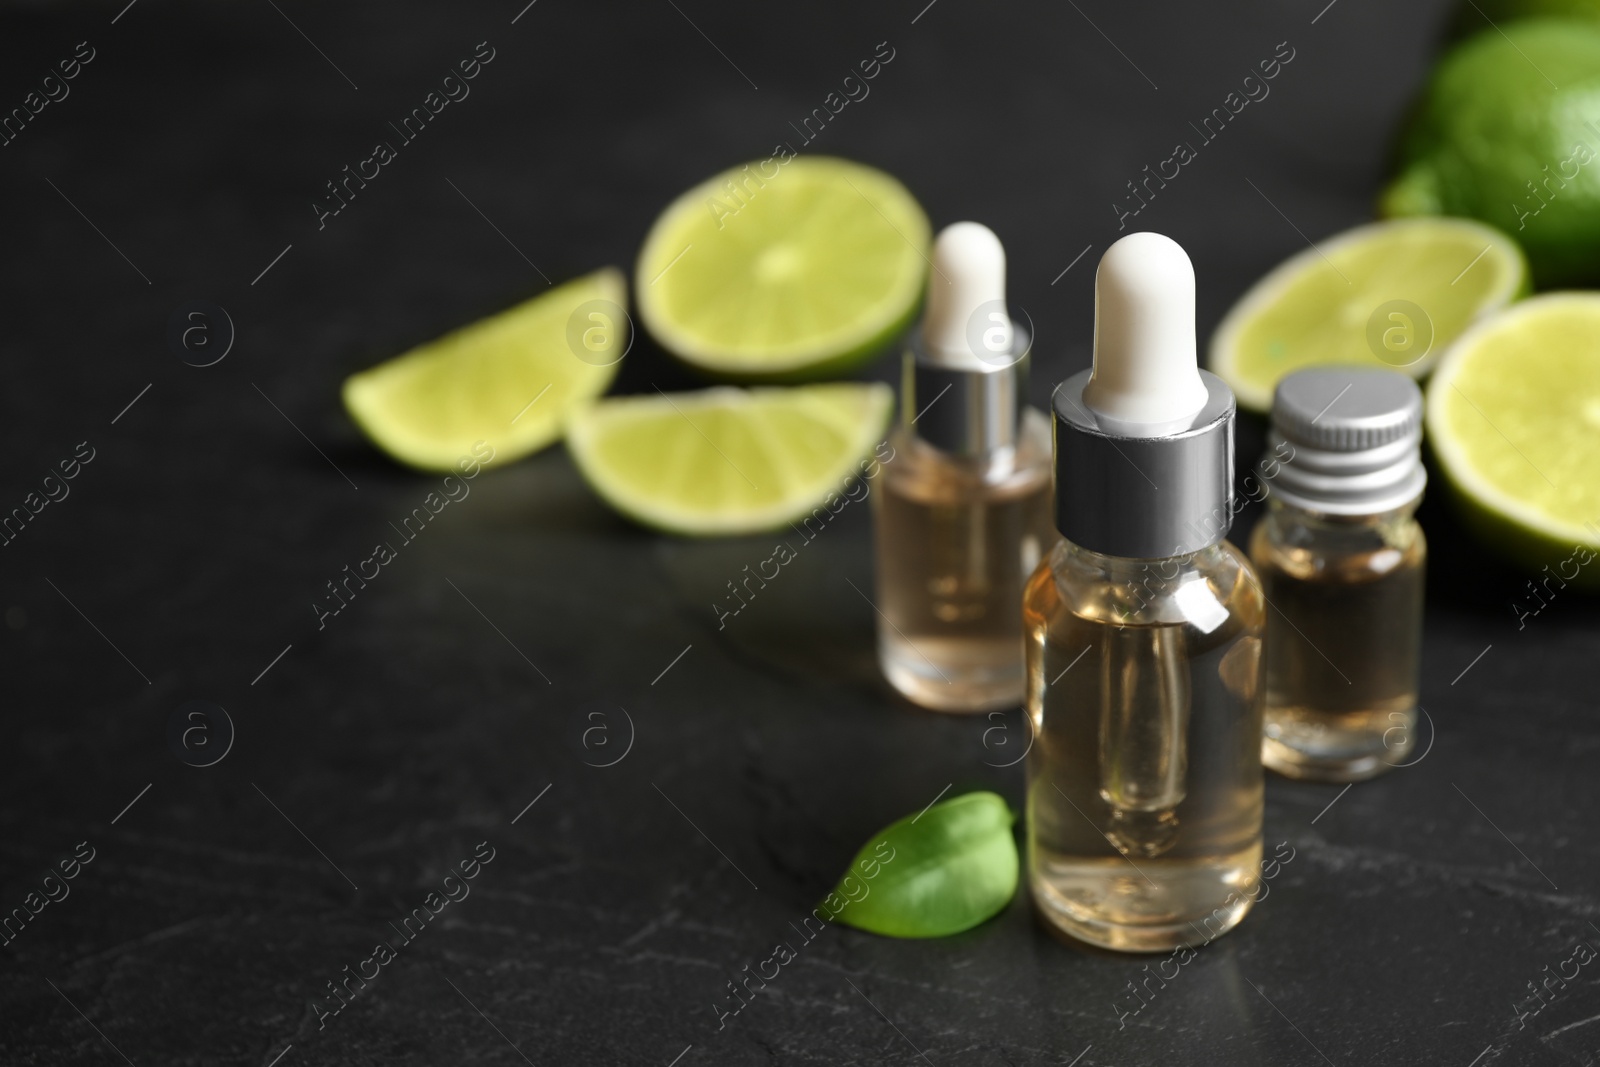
871, 222, 1054, 713
1250, 367, 1427, 782
1025, 232, 1265, 953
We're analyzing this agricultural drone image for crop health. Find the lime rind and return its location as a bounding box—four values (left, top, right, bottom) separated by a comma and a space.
1209, 218, 1527, 412
635, 157, 929, 382
342, 269, 627, 472
1425, 292, 1600, 583
566, 383, 894, 536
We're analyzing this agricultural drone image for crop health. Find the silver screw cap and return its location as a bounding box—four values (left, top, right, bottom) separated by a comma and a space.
1264, 366, 1426, 515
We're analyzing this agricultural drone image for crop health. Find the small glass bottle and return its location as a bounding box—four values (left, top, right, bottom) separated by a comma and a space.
1249, 367, 1427, 782
872, 223, 1055, 713
1026, 232, 1265, 953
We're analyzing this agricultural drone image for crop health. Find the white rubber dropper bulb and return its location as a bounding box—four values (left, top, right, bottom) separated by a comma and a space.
1083, 232, 1210, 437
920, 222, 1012, 370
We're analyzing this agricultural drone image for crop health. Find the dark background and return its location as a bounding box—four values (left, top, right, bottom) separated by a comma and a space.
0, 0, 1594, 1064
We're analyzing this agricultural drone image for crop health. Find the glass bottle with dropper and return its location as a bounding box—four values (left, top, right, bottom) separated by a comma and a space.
1025, 232, 1266, 952
1250, 366, 1427, 781
871, 222, 1055, 712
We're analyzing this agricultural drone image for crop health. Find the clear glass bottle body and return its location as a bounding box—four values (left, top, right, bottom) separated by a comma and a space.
1249, 496, 1426, 782
1024, 538, 1265, 952
871, 407, 1055, 712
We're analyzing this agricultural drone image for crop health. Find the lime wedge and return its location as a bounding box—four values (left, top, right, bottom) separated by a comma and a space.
635, 156, 929, 381
343, 268, 628, 471
1210, 219, 1526, 412
566, 383, 893, 535
1427, 293, 1600, 584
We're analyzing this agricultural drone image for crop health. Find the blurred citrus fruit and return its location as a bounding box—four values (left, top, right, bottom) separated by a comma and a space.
567, 382, 893, 535
1427, 293, 1600, 585
1450, 0, 1600, 37
344, 269, 627, 472
1381, 19, 1600, 286
1210, 219, 1525, 412
636, 157, 928, 381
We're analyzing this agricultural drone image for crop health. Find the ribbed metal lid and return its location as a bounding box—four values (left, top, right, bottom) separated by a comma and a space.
1271, 367, 1422, 453
1263, 367, 1425, 515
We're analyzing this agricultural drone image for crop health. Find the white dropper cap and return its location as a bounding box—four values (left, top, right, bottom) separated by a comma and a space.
1083, 232, 1210, 437
919, 221, 1012, 369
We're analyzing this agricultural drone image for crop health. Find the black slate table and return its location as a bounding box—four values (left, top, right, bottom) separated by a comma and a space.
1, 1, 1594, 1064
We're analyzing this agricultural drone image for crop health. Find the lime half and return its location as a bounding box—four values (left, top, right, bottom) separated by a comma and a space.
1210, 219, 1526, 412
1428, 293, 1600, 584
566, 383, 892, 535
635, 157, 929, 381
343, 269, 628, 472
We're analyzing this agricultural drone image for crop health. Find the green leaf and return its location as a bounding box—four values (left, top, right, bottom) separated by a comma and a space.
822, 791, 1019, 939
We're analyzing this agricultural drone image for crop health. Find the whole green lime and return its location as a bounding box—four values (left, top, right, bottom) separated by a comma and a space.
1450, 0, 1600, 38
1381, 19, 1600, 286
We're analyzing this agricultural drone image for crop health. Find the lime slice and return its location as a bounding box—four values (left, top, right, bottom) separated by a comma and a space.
1427, 293, 1600, 585
343, 268, 628, 472
635, 156, 929, 381
1210, 219, 1526, 412
567, 383, 893, 535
